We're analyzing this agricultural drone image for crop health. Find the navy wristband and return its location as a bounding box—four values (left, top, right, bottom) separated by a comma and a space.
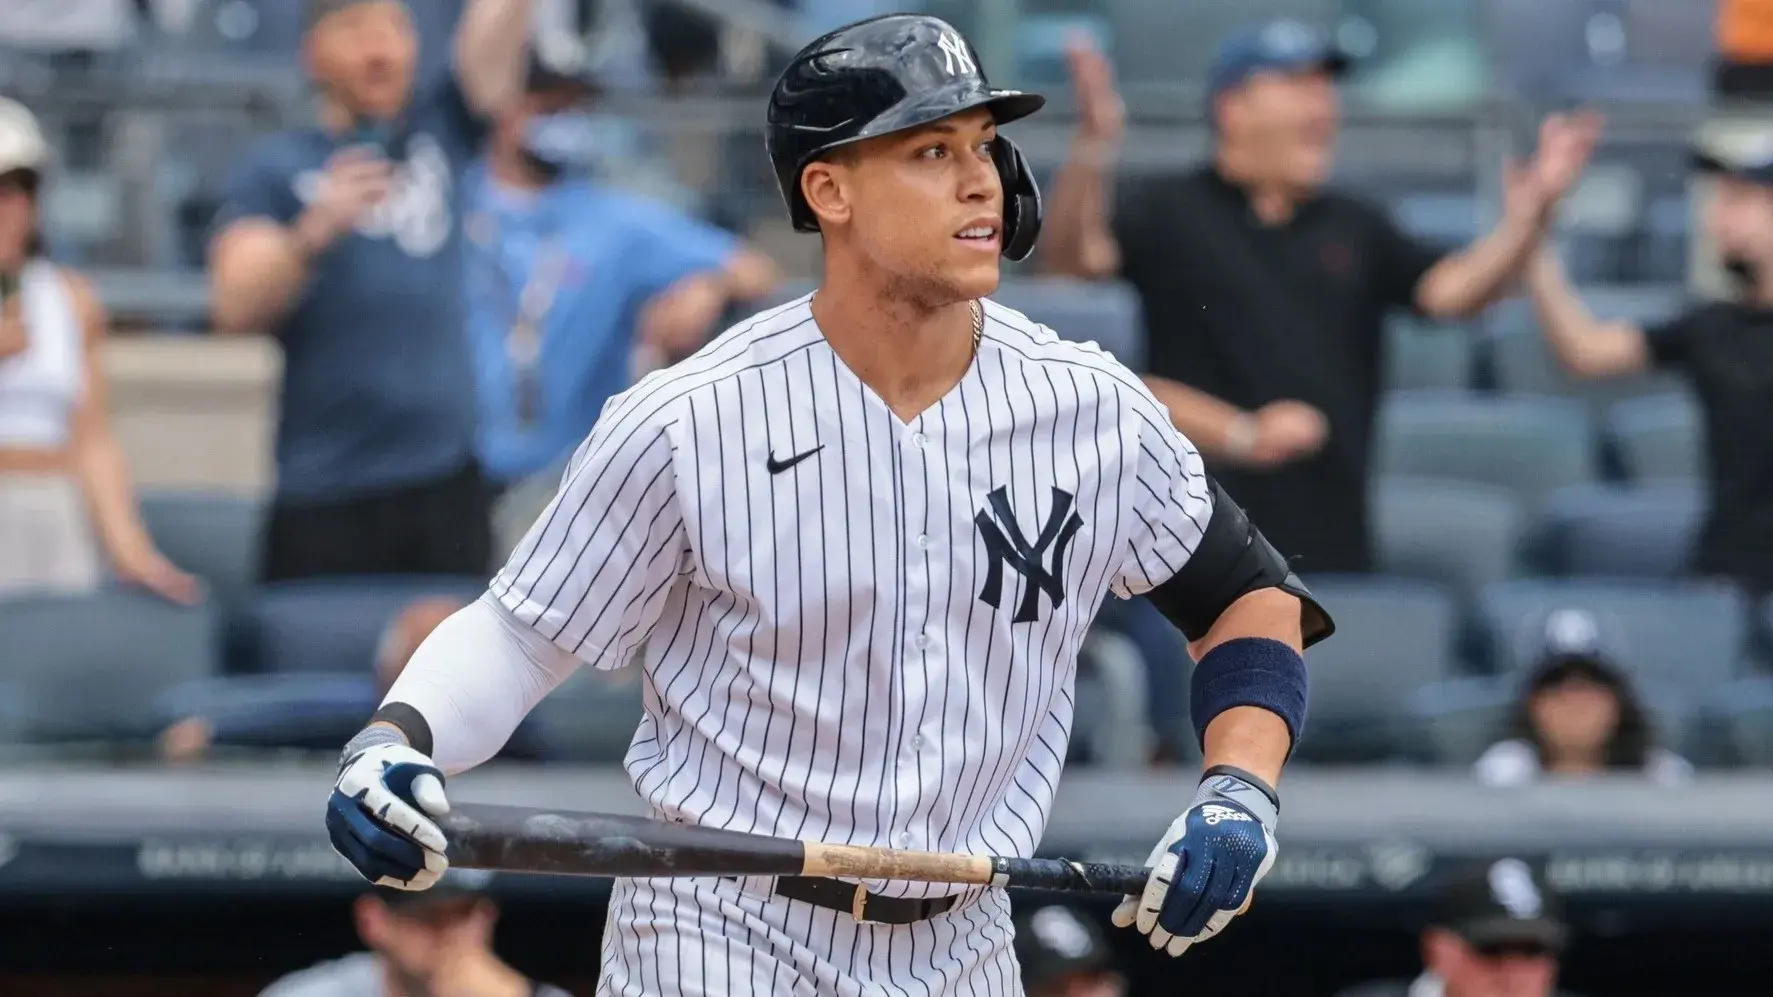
1190, 637, 1308, 753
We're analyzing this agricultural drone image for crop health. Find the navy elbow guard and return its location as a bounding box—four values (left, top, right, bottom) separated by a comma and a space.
1145, 476, 1334, 647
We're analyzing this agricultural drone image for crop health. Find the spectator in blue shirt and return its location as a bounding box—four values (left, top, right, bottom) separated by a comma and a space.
206, 0, 532, 582
464, 52, 776, 553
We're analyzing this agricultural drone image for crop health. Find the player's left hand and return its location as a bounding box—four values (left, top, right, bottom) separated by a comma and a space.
1111, 770, 1278, 957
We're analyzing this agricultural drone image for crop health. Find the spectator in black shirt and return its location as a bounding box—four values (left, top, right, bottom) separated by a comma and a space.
1041, 19, 1600, 573
1527, 143, 1773, 595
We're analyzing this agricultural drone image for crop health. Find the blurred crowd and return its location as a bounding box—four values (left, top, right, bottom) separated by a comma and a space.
2, 1, 1769, 773
5, 1, 1772, 994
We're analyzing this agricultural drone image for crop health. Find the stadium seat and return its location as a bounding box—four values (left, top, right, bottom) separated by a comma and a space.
0, 679, 29, 745
1604, 390, 1703, 482
992, 278, 1147, 372
1372, 475, 1524, 603
1530, 482, 1702, 579
149, 673, 377, 752
528, 667, 646, 764
1407, 675, 1516, 767
1293, 575, 1459, 762
235, 576, 489, 675
1391, 193, 1481, 248
1384, 316, 1473, 391
1706, 677, 1773, 766
1374, 391, 1597, 514
0, 591, 219, 741
1481, 287, 1685, 405
138, 491, 264, 612
1475, 579, 1749, 687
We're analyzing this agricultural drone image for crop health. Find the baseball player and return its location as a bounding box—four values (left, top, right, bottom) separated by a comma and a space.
325, 14, 1334, 996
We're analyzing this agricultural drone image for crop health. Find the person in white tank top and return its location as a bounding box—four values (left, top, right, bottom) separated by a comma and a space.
0, 95, 198, 602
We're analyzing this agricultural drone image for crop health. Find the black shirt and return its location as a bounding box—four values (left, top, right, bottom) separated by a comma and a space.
1644, 301, 1773, 592
1113, 166, 1447, 573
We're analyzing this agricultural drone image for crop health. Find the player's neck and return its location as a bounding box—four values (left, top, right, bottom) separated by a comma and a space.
811, 268, 978, 423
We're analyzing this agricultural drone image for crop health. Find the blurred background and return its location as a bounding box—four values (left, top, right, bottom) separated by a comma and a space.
4, 1, 1773, 995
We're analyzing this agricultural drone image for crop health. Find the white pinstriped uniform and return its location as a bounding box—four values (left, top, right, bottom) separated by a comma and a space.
492, 294, 1212, 996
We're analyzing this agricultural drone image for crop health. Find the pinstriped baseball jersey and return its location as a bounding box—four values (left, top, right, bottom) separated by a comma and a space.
491, 293, 1210, 993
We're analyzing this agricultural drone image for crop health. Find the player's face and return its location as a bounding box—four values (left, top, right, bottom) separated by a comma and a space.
821, 108, 1006, 306
1706, 176, 1773, 275
1528, 675, 1620, 762
1429, 932, 1558, 997
306, 0, 419, 120
1223, 68, 1339, 190
0, 170, 38, 268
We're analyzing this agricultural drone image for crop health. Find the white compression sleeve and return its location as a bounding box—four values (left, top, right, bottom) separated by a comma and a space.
379, 591, 584, 774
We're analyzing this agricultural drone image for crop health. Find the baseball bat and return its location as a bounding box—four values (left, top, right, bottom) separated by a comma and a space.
441, 803, 1151, 896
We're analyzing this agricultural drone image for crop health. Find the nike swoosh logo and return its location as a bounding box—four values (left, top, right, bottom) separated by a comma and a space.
766, 445, 824, 475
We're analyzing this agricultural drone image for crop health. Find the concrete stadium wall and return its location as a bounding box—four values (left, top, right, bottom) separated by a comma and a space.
105, 335, 278, 496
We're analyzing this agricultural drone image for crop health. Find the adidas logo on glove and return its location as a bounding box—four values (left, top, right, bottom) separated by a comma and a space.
1200, 804, 1253, 826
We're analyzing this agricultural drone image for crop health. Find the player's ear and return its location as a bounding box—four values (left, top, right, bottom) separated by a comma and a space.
800, 158, 854, 230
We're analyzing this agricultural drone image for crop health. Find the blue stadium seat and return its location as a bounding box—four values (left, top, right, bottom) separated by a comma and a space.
1385, 316, 1473, 391
1293, 575, 1458, 762
1604, 390, 1703, 482
992, 278, 1147, 372
1475, 579, 1748, 687
1372, 475, 1524, 603
1531, 482, 1702, 579
138, 491, 264, 612
235, 576, 489, 674
0, 591, 219, 741
0, 679, 29, 745
1641, 195, 1691, 283
529, 668, 647, 764
149, 673, 377, 751
1374, 391, 1597, 514
1391, 193, 1481, 248
1482, 287, 1685, 406
1707, 677, 1773, 766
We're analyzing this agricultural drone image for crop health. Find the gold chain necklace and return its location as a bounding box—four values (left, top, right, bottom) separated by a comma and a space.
970, 299, 983, 358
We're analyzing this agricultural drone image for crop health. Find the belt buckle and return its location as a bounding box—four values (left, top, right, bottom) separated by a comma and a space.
850, 882, 873, 923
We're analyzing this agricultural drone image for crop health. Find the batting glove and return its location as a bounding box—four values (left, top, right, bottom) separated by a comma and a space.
1111, 768, 1278, 957
325, 727, 452, 890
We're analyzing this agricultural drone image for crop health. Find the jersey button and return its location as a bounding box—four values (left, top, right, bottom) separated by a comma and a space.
909, 432, 927, 448
916, 534, 929, 549
896, 832, 913, 848
911, 734, 925, 751
913, 633, 930, 649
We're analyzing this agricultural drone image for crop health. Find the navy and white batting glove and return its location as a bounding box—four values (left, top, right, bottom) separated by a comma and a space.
1111, 769, 1279, 957
325, 726, 451, 890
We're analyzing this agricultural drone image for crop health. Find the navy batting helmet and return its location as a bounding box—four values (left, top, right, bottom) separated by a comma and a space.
765, 14, 1047, 261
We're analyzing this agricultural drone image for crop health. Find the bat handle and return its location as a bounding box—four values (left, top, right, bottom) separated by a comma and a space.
996, 857, 1152, 896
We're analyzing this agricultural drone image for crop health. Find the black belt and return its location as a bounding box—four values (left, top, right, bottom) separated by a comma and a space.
772, 876, 960, 925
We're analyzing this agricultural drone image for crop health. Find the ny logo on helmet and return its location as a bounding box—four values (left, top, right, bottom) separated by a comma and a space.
937, 31, 977, 77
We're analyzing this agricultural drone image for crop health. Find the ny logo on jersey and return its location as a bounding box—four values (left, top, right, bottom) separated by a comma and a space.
936, 30, 977, 77
974, 486, 1084, 624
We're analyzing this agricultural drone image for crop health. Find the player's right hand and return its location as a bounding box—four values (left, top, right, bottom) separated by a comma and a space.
325, 737, 451, 890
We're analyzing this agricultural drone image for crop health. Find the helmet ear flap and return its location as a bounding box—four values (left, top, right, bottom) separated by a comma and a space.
992, 137, 1042, 262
